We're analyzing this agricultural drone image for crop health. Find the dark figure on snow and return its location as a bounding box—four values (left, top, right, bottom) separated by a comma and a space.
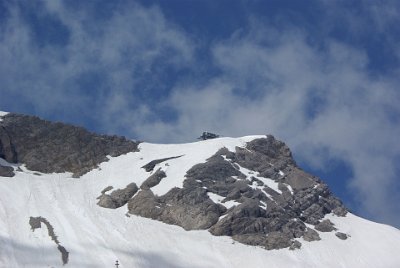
198, 132, 220, 140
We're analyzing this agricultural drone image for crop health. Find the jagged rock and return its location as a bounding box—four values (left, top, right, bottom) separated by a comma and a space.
333, 206, 348, 217
0, 165, 14, 177
128, 189, 162, 219
232, 234, 266, 246
159, 187, 226, 230
141, 156, 182, 172
303, 228, 321, 241
335, 232, 348, 240
247, 135, 293, 162
0, 114, 139, 177
289, 240, 302, 250
101, 186, 113, 194
315, 219, 336, 232
0, 126, 17, 163
97, 183, 138, 209
129, 186, 226, 231
264, 232, 293, 250
186, 155, 243, 182
141, 168, 166, 189
281, 219, 306, 238
283, 168, 317, 190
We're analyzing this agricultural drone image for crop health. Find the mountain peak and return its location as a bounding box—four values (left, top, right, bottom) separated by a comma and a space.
0, 112, 400, 267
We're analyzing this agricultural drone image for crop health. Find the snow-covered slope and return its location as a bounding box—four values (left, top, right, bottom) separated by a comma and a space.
0, 137, 399, 268
1, 113, 400, 267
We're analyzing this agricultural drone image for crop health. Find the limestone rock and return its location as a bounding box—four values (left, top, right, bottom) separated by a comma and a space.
141, 156, 182, 172
303, 228, 321, 242
140, 168, 166, 189
0, 113, 139, 177
315, 219, 337, 232
97, 183, 138, 209
335, 232, 348, 240
0, 165, 14, 177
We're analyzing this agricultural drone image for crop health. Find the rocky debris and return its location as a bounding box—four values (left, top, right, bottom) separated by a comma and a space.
127, 136, 348, 250
141, 155, 183, 172
29, 216, 69, 265
303, 228, 321, 242
315, 219, 337, 232
97, 183, 138, 209
0, 113, 139, 177
0, 165, 14, 177
335, 232, 349, 240
140, 168, 166, 189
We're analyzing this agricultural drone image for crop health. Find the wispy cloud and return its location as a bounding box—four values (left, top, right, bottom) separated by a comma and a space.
0, 0, 194, 126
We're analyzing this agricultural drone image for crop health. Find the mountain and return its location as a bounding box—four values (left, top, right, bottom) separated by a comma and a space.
1, 111, 400, 268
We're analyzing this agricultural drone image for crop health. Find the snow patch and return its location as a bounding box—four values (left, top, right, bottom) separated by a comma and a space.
0, 111, 9, 122
286, 184, 294, 195
208, 192, 240, 209
234, 163, 282, 194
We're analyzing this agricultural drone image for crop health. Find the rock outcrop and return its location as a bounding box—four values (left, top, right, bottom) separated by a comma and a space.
126, 135, 348, 250
0, 113, 139, 177
0, 165, 14, 177
97, 183, 139, 209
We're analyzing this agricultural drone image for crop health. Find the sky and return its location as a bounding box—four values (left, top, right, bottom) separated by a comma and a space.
1, 0, 400, 228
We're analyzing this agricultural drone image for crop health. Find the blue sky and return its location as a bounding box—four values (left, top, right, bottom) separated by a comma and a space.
1, 0, 400, 228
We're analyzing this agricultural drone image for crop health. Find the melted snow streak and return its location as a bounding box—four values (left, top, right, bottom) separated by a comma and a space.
0, 136, 399, 267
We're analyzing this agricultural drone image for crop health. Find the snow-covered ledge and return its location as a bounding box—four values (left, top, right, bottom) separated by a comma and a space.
0, 111, 9, 122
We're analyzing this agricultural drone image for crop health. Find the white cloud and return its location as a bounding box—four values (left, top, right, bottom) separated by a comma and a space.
0, 0, 194, 122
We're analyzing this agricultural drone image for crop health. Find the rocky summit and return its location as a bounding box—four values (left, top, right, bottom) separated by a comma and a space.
0, 112, 399, 268
126, 135, 347, 250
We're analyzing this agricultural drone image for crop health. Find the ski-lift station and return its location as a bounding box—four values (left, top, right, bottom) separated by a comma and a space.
198, 132, 220, 140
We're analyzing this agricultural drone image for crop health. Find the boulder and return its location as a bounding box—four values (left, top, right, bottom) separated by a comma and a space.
315, 219, 336, 232
97, 183, 138, 209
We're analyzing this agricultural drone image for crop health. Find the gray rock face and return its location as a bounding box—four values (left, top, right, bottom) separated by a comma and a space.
128, 186, 226, 230
127, 136, 347, 250
0, 165, 14, 177
315, 219, 337, 232
0, 113, 139, 177
264, 232, 293, 250
303, 228, 321, 242
141, 168, 166, 189
97, 183, 138, 209
335, 232, 348, 240
141, 156, 183, 172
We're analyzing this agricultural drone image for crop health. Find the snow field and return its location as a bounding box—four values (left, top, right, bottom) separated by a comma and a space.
0, 136, 400, 267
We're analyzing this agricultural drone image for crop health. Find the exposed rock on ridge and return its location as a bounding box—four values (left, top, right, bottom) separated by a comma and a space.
126, 135, 348, 250
0, 113, 139, 177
